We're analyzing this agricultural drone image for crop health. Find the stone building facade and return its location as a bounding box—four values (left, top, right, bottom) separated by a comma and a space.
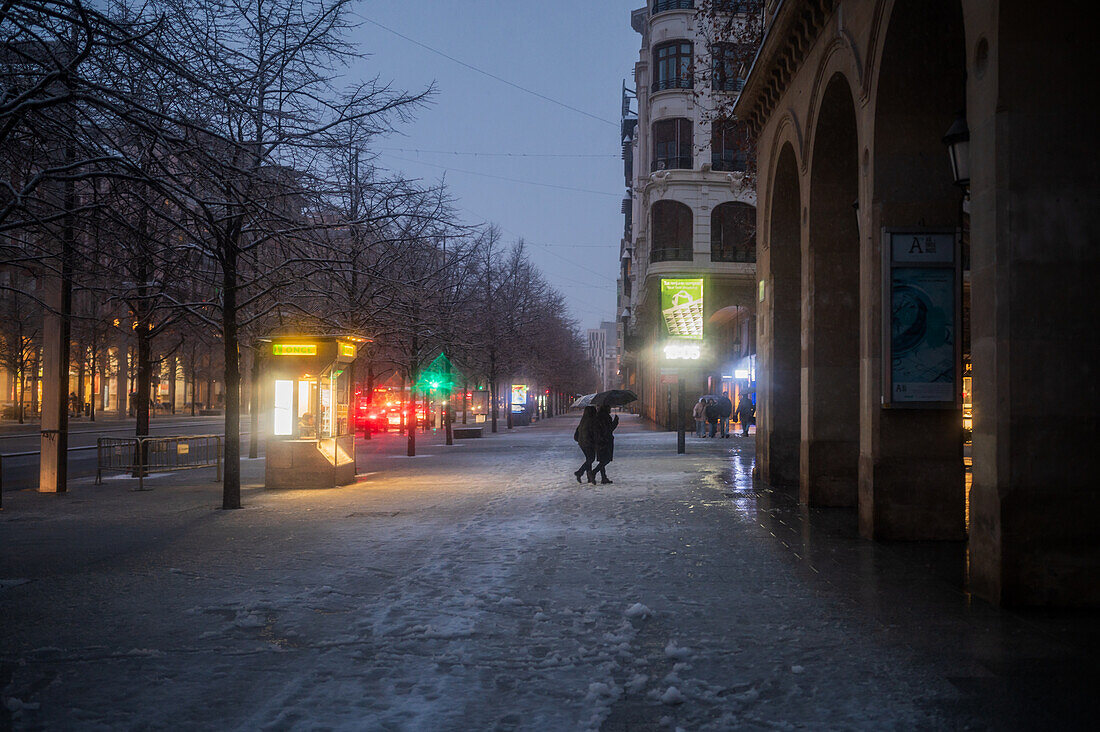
737, 0, 1100, 605
619, 2, 759, 427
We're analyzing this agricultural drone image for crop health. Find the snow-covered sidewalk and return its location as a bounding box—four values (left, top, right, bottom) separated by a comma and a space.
2, 414, 1097, 730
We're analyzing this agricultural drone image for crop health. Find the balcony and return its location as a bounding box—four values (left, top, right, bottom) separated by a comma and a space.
652, 0, 694, 15
710, 245, 756, 263
652, 77, 693, 93
651, 246, 693, 263
713, 77, 745, 93
711, 151, 748, 172
652, 156, 692, 172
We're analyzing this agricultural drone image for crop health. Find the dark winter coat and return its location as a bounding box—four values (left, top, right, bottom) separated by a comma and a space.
736, 395, 755, 423
704, 402, 720, 423
717, 395, 733, 419
574, 406, 599, 461
594, 407, 619, 463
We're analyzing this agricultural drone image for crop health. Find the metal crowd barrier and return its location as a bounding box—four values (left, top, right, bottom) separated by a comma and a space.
96, 435, 222, 491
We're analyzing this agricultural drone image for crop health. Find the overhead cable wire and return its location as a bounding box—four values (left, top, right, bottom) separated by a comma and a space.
362, 16, 618, 128
381, 147, 618, 159
386, 154, 621, 198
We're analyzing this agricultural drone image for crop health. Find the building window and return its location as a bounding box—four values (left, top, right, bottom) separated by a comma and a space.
652, 118, 692, 171
711, 119, 748, 171
653, 41, 693, 92
652, 200, 693, 262
652, 0, 694, 14
711, 201, 756, 262
711, 43, 747, 92
712, 1, 760, 13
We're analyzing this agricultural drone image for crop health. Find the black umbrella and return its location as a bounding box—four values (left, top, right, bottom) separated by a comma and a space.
590, 389, 638, 407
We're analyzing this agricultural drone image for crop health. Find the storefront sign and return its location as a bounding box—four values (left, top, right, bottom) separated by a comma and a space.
339, 342, 357, 358
662, 340, 702, 360
273, 344, 317, 356
882, 229, 960, 407
661, 278, 704, 338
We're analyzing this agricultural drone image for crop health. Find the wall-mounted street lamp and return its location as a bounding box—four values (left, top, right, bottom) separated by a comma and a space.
943, 112, 971, 189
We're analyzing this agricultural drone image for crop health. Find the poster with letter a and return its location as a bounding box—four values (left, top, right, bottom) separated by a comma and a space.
883, 230, 960, 407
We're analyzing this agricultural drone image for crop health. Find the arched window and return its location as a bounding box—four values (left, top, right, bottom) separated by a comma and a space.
651, 200, 693, 262
711, 119, 748, 172
653, 41, 693, 92
711, 202, 755, 262
652, 118, 692, 171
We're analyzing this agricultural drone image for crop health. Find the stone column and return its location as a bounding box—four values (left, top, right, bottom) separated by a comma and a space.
967, 0, 1100, 605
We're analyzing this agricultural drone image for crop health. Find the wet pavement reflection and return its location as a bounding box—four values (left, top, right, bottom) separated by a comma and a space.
687, 432, 1100, 729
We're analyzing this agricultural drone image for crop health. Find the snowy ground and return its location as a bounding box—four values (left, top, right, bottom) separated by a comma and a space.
2, 414, 1098, 730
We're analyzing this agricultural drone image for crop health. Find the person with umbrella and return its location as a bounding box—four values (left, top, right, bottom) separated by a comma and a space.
573, 406, 599, 483
572, 390, 635, 483
591, 404, 619, 484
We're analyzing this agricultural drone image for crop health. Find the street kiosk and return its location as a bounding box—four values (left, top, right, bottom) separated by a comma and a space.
262, 335, 364, 489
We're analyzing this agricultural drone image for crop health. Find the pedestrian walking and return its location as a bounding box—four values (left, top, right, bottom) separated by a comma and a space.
692, 398, 706, 438
736, 392, 756, 437
592, 404, 619, 484
704, 398, 720, 438
717, 391, 733, 438
573, 406, 599, 483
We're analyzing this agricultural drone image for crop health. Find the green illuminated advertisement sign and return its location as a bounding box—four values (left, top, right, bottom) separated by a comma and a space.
661, 278, 704, 339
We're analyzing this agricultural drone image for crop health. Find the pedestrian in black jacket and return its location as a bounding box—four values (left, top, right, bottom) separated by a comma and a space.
736, 393, 755, 437
704, 398, 720, 438
717, 392, 734, 438
592, 404, 619, 484
573, 406, 599, 483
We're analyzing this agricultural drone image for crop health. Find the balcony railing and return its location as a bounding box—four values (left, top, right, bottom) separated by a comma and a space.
713, 77, 745, 93
652, 0, 694, 15
711, 245, 756, 263
652, 156, 692, 172
711, 152, 748, 172
651, 246, 693, 263
652, 77, 693, 93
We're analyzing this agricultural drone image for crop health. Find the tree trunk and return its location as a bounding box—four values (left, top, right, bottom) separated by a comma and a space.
462, 379, 468, 424
489, 350, 498, 434
17, 360, 25, 424
249, 347, 260, 459
30, 347, 39, 417
169, 356, 177, 415
222, 249, 242, 509
76, 342, 85, 417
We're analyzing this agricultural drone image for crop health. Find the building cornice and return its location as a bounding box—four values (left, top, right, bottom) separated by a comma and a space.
733, 0, 836, 134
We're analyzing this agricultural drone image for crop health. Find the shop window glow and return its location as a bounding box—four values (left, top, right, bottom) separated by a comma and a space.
273, 380, 293, 435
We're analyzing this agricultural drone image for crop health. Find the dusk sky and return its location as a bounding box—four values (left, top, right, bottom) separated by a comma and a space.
350, 1, 641, 331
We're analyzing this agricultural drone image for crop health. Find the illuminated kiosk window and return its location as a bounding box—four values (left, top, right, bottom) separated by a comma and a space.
273, 380, 293, 435
661, 278, 704, 338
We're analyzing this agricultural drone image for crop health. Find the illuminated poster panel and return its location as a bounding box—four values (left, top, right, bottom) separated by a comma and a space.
661, 279, 704, 338
883, 230, 960, 407
511, 384, 528, 408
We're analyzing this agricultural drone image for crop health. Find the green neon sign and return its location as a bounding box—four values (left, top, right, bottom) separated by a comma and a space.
273, 343, 317, 356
